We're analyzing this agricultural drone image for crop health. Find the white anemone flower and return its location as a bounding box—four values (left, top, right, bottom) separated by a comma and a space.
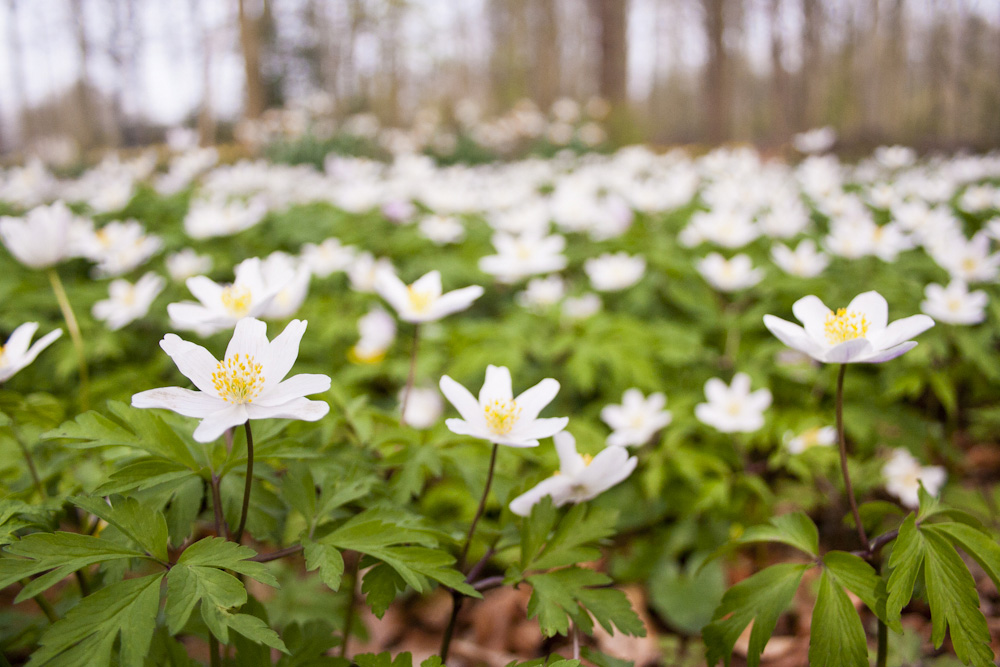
0, 201, 85, 269
763, 291, 935, 364
375, 269, 483, 324
439, 365, 568, 448
784, 426, 836, 454
600, 389, 673, 448
920, 280, 988, 325
695, 372, 772, 434
584, 252, 646, 292
80, 219, 162, 277
166, 249, 213, 282
508, 431, 638, 516
260, 251, 311, 320
771, 239, 830, 278
92, 272, 165, 330
479, 231, 568, 284
0, 323, 62, 383
300, 238, 356, 278
350, 307, 396, 363
696, 253, 764, 292
882, 448, 946, 508
132, 317, 331, 443
399, 386, 444, 430
167, 257, 282, 336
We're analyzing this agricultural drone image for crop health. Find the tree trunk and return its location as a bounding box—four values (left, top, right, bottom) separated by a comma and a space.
799, 0, 822, 129
6, 0, 30, 149
69, 0, 97, 148
702, 0, 728, 142
532, 0, 561, 111
238, 0, 267, 120
768, 0, 788, 143
590, 0, 628, 105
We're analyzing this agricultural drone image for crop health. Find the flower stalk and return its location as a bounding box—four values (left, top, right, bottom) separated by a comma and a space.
835, 364, 869, 551
47, 269, 89, 411
233, 421, 254, 543
399, 324, 420, 426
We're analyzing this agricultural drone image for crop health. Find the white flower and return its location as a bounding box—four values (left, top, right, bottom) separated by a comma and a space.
0, 201, 85, 269
933, 232, 1000, 283
132, 317, 331, 443
695, 373, 772, 434
260, 251, 311, 320
183, 196, 268, 239
793, 127, 836, 154
920, 280, 988, 325
508, 431, 637, 517
771, 239, 830, 278
696, 253, 764, 292
600, 389, 672, 448
347, 252, 395, 293
517, 275, 565, 311
0, 323, 62, 383
439, 365, 568, 448
80, 219, 163, 277
785, 426, 836, 455
479, 231, 568, 284
166, 249, 213, 282
584, 252, 646, 292
350, 307, 396, 363
300, 238, 356, 278
418, 214, 466, 245
882, 448, 946, 508
562, 293, 602, 321
167, 257, 282, 336
375, 269, 483, 324
92, 272, 165, 330
763, 291, 935, 364
399, 386, 443, 429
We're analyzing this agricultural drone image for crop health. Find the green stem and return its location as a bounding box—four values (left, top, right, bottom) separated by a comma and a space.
876, 616, 888, 667
836, 364, 869, 551
15, 431, 45, 499
47, 269, 89, 411
20, 579, 58, 623
208, 633, 221, 667
440, 443, 499, 661
338, 553, 361, 659
210, 474, 230, 540
399, 324, 420, 426
233, 421, 254, 543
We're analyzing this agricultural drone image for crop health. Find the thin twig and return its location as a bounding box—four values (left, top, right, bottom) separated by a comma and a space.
249, 544, 303, 563
233, 421, 254, 543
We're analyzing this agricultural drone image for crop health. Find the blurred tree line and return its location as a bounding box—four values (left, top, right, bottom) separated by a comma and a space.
2, 0, 999, 156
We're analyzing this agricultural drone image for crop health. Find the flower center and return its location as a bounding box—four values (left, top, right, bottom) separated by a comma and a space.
581, 453, 594, 466
406, 286, 434, 313
211, 353, 265, 404
961, 258, 976, 272
221, 285, 252, 316
483, 398, 521, 435
515, 243, 533, 260
726, 401, 743, 416
824, 308, 869, 344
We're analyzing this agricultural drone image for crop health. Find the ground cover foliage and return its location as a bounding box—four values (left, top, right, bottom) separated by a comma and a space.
0, 143, 998, 665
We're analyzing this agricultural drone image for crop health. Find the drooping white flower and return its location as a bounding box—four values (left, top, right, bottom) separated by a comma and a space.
882, 448, 946, 508
920, 280, 988, 325
584, 252, 646, 292
479, 231, 568, 284
375, 269, 483, 324
784, 426, 836, 455
0, 323, 62, 383
132, 317, 330, 443
695, 372, 772, 434
92, 272, 166, 330
300, 238, 356, 278
0, 201, 86, 269
763, 291, 935, 364
696, 253, 764, 292
439, 365, 568, 448
350, 307, 396, 363
167, 257, 283, 336
399, 386, 444, 430
600, 388, 672, 448
79, 219, 163, 277
517, 275, 565, 311
166, 249, 213, 282
771, 239, 830, 278
508, 431, 638, 516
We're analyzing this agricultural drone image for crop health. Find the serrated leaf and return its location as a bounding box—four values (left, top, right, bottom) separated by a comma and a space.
0, 532, 149, 601
575, 585, 646, 637
177, 537, 279, 586
703, 563, 809, 667
886, 514, 923, 622
226, 612, 289, 654
166, 560, 247, 635
361, 562, 405, 619
94, 459, 195, 495
71, 495, 169, 561
529, 504, 618, 571
808, 569, 868, 667
521, 496, 558, 569
931, 522, 1000, 592
734, 512, 819, 557
525, 567, 643, 638
303, 537, 345, 591
27, 572, 163, 667
822, 551, 898, 632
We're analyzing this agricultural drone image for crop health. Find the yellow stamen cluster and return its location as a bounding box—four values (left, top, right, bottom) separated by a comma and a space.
484, 398, 521, 435
580, 453, 594, 467
823, 308, 869, 344
406, 286, 434, 313
211, 353, 265, 404
221, 285, 252, 316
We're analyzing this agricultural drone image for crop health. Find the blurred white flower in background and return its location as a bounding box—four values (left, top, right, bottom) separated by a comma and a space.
300, 237, 356, 278
0, 323, 62, 383
184, 196, 268, 239
350, 307, 396, 363
793, 126, 837, 154
697, 253, 764, 292
80, 219, 162, 277
166, 248, 213, 282
347, 252, 395, 293
0, 201, 88, 269
260, 251, 311, 320
771, 239, 830, 278
584, 252, 646, 292
784, 426, 836, 455
399, 385, 444, 430
517, 275, 565, 312
600, 389, 672, 448
375, 269, 483, 323
418, 214, 466, 245
882, 448, 946, 508
167, 257, 283, 336
920, 280, 988, 325
695, 372, 772, 434
479, 231, 567, 284
92, 272, 165, 331
562, 293, 602, 321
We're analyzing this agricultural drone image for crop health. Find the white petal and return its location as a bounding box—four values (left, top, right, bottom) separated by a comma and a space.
515, 378, 560, 422
160, 333, 220, 394
509, 416, 569, 441
480, 365, 513, 403
821, 338, 873, 364
226, 317, 269, 364
193, 404, 249, 442
410, 270, 442, 298
21, 328, 63, 366
553, 431, 584, 477
792, 295, 831, 342
186, 276, 223, 305
870, 314, 934, 350
246, 396, 330, 421
600, 404, 626, 430
5, 322, 40, 357
862, 341, 918, 363
509, 476, 573, 516
444, 417, 490, 441
704, 377, 729, 403
429, 285, 483, 319
131, 386, 226, 417
439, 375, 485, 425
763, 315, 823, 358
846, 291, 888, 332
256, 373, 331, 406
262, 319, 307, 387
374, 269, 411, 314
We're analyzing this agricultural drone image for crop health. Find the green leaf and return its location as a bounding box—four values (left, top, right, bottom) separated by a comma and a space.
525, 567, 644, 638
930, 522, 1000, 593
822, 551, 898, 632
808, 569, 868, 667
734, 512, 819, 557
360, 562, 405, 619
528, 504, 618, 571
520, 495, 558, 569
354, 651, 413, 667
703, 563, 809, 667
303, 537, 345, 592
71, 495, 169, 561
0, 532, 149, 601
886, 514, 923, 622
94, 459, 195, 495
176, 537, 279, 586
27, 572, 164, 667
226, 612, 289, 654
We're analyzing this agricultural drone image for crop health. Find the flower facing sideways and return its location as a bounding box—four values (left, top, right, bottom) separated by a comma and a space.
375, 269, 483, 324
439, 365, 568, 448
695, 372, 772, 434
509, 432, 638, 516
763, 290, 934, 364
0, 323, 62, 383
132, 318, 331, 442
600, 388, 672, 448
